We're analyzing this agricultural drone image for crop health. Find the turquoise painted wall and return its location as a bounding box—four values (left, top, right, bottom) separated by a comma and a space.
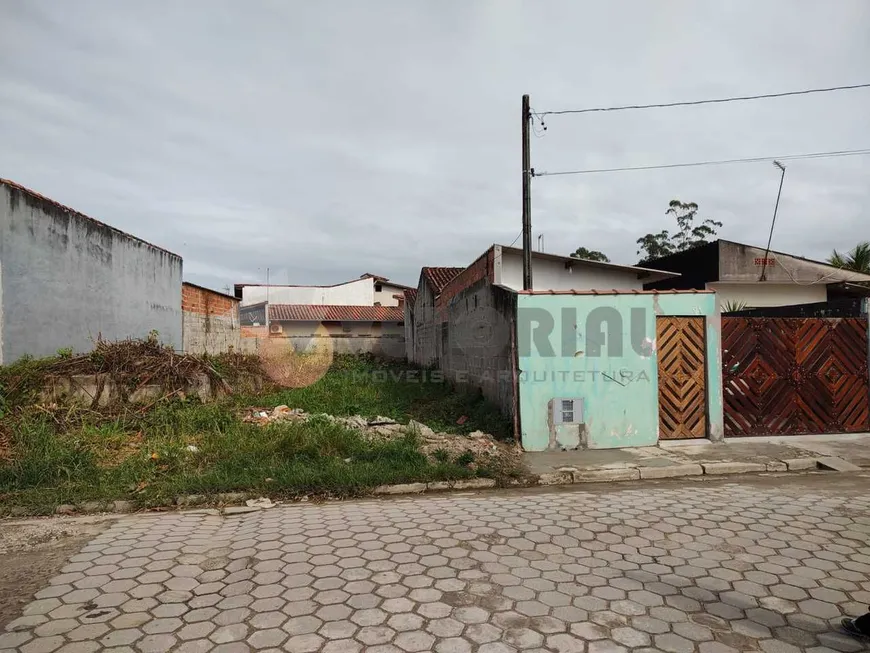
517, 293, 721, 451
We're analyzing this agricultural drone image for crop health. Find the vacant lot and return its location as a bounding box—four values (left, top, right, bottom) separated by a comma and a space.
0, 353, 519, 515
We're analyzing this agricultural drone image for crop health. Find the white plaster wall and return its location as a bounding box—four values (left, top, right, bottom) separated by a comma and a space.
373, 282, 405, 307
0, 183, 182, 362
500, 251, 644, 291
241, 278, 374, 306
707, 282, 827, 309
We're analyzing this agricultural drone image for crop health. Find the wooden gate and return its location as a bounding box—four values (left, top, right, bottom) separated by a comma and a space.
722, 317, 870, 436
657, 317, 707, 439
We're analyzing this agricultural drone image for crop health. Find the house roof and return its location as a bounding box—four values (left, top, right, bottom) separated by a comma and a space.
403, 288, 418, 305
269, 304, 404, 322
642, 239, 870, 284
422, 267, 465, 293
1, 178, 181, 259
498, 245, 680, 281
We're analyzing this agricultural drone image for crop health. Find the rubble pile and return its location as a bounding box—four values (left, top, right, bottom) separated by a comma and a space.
243, 405, 517, 463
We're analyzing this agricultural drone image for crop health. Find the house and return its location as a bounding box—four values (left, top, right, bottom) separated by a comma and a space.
406, 245, 724, 452
181, 282, 240, 355
640, 239, 870, 310
236, 273, 411, 357
0, 179, 182, 362
235, 273, 411, 308
266, 304, 405, 357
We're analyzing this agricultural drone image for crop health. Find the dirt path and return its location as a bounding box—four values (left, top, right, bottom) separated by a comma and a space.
0, 515, 117, 629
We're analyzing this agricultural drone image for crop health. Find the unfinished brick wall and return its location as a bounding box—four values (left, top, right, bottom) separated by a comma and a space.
182, 283, 240, 354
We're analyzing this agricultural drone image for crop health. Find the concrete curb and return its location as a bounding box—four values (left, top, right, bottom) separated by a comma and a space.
34, 455, 862, 519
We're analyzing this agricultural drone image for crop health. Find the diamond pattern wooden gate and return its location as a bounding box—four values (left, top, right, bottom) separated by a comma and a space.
722, 317, 870, 436
657, 317, 707, 439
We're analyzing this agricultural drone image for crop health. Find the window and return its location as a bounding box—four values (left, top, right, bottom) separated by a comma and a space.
375, 283, 383, 292
561, 400, 574, 423
553, 398, 583, 424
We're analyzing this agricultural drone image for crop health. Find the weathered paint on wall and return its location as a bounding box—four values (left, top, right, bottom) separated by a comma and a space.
517, 292, 722, 451
269, 320, 405, 358
0, 181, 182, 362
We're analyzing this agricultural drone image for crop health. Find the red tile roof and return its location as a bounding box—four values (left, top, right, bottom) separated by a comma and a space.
268, 304, 404, 322
403, 288, 418, 305
422, 267, 465, 293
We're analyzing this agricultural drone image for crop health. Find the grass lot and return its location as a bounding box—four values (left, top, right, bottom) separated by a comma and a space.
0, 355, 518, 515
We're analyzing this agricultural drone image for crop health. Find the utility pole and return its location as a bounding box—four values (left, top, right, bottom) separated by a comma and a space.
760, 160, 786, 282
522, 94, 533, 290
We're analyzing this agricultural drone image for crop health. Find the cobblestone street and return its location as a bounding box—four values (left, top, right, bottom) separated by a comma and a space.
2, 474, 870, 653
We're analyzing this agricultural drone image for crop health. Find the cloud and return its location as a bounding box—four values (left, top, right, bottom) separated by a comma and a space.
1, 0, 868, 292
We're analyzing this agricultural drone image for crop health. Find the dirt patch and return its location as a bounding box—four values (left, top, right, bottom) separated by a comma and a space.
0, 516, 116, 629
244, 406, 522, 470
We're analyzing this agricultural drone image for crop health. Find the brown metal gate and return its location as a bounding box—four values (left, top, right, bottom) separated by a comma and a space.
658, 317, 707, 439
722, 317, 870, 436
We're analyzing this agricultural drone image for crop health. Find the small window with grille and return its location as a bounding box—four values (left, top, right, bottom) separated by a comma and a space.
553, 398, 583, 424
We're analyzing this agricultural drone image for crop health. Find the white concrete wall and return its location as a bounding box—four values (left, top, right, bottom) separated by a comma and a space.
708, 282, 827, 310
0, 182, 182, 363
268, 320, 405, 358
241, 278, 374, 306
500, 250, 644, 291
374, 282, 405, 307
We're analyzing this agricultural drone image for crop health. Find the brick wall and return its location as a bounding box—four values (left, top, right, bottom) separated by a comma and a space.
436, 248, 495, 313
182, 283, 240, 354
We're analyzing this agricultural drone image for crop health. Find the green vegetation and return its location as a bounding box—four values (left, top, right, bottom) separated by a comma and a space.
255, 356, 511, 438
0, 354, 517, 515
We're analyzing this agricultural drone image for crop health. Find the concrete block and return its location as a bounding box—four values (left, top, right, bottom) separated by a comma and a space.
702, 462, 766, 475
783, 458, 818, 471
112, 500, 136, 513
223, 506, 261, 515
426, 481, 451, 492
452, 478, 496, 490
765, 461, 788, 472
816, 456, 861, 472
639, 464, 703, 479
538, 472, 573, 486
573, 468, 641, 483
374, 483, 427, 495
55, 504, 76, 515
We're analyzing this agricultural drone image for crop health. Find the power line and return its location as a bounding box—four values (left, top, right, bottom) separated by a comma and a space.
533, 147, 870, 178
538, 83, 870, 116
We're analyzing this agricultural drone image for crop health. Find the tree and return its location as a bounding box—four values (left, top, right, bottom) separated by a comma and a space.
637, 199, 722, 263
570, 247, 610, 263
828, 241, 870, 274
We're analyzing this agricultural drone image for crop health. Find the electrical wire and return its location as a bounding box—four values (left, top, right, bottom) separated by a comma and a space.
538, 83, 870, 116
508, 230, 522, 247
533, 148, 870, 177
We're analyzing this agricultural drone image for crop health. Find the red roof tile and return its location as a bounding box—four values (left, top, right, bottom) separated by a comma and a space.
268, 304, 404, 322
403, 288, 418, 305
422, 267, 465, 293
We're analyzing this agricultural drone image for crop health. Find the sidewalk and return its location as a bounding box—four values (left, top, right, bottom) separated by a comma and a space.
524, 432, 870, 483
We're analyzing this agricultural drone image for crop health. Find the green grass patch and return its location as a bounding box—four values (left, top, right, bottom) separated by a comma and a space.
0, 355, 518, 515
246, 355, 512, 438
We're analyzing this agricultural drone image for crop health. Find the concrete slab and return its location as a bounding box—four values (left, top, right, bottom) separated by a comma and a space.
816, 456, 862, 472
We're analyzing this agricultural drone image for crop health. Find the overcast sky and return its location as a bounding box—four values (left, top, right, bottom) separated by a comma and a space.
2, 1, 868, 291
